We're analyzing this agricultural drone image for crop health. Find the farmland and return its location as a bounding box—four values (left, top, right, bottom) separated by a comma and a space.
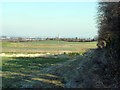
2, 40, 97, 54
1, 40, 98, 88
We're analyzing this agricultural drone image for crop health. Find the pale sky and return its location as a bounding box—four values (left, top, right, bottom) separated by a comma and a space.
1, 0, 98, 2
1, 2, 98, 38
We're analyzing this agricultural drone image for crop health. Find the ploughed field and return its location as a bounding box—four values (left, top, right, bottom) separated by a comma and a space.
2, 40, 97, 54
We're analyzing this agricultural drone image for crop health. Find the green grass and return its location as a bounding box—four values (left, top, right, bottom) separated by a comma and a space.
1, 40, 98, 88
2, 40, 97, 54
2, 57, 70, 88
22, 40, 97, 44
2, 57, 70, 72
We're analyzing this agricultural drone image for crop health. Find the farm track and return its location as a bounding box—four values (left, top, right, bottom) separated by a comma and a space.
0, 53, 75, 58
0, 53, 50, 57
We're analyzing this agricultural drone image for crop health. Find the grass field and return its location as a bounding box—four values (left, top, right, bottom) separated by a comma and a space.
2, 40, 97, 54
1, 40, 98, 88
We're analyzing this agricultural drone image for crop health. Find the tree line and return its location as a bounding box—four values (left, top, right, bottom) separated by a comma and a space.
46, 37, 97, 42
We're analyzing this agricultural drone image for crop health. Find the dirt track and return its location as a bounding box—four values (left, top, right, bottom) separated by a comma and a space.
0, 53, 51, 57
0, 53, 72, 58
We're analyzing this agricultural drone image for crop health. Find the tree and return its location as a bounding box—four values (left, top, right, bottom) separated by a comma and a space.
46, 37, 50, 40
18, 37, 23, 42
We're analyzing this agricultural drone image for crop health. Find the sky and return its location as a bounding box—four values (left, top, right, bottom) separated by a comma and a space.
1, 2, 98, 38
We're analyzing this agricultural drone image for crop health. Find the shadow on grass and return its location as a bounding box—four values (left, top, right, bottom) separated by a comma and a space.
2, 57, 70, 88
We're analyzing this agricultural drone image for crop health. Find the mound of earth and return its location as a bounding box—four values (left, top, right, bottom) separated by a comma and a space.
40, 50, 105, 88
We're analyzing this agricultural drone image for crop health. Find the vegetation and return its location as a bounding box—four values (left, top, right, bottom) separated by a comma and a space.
43, 50, 105, 88
97, 2, 120, 88
2, 1, 120, 88
2, 57, 70, 88
2, 50, 105, 88
1, 41, 98, 88
2, 49, 108, 88
64, 52, 83, 56
2, 40, 97, 54
46, 37, 97, 42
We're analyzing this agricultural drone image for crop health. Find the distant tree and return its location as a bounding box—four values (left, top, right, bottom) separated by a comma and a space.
46, 37, 50, 40
75, 37, 78, 40
18, 37, 22, 42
